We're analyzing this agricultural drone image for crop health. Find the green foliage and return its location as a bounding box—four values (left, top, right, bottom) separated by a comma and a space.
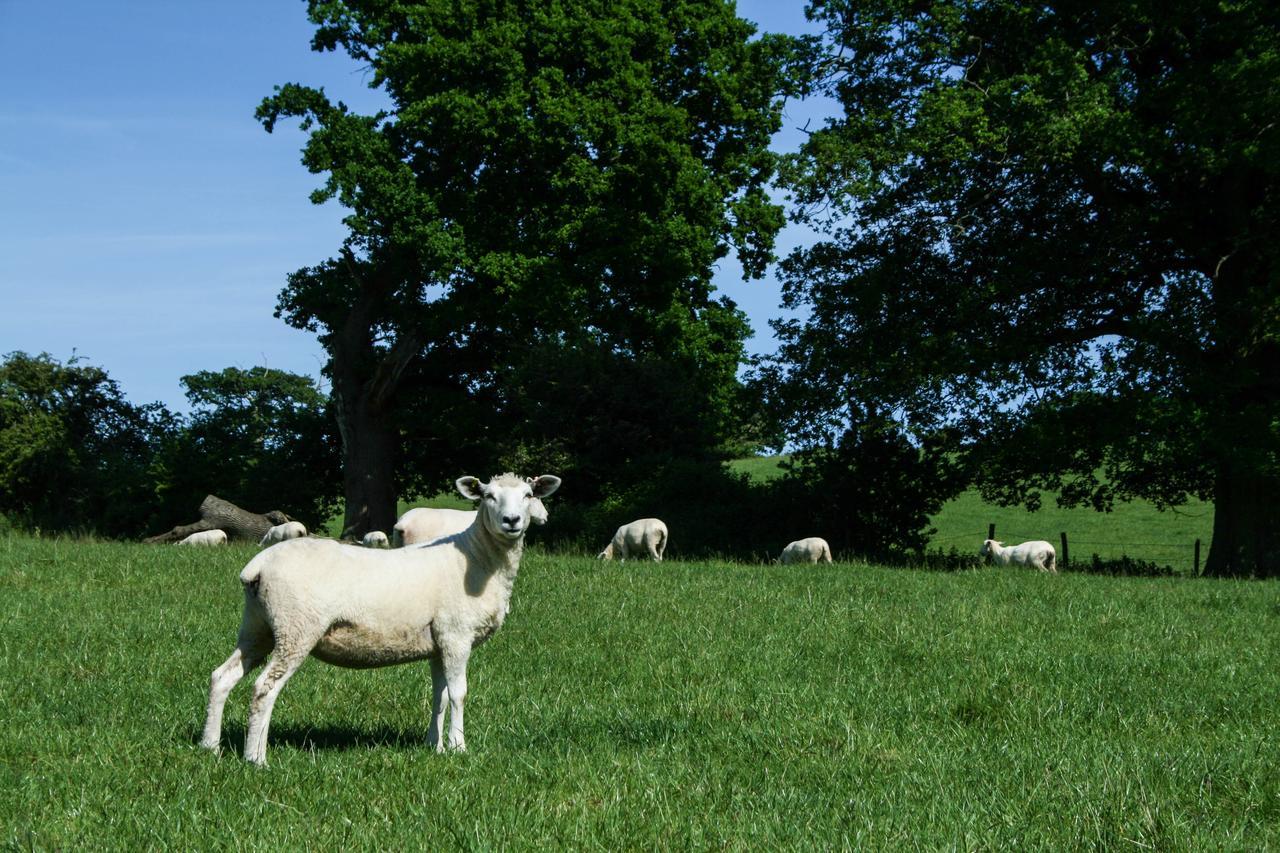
259, 0, 800, 527
0, 352, 173, 537
157, 367, 341, 529
3, 535, 1278, 847
765, 0, 1280, 574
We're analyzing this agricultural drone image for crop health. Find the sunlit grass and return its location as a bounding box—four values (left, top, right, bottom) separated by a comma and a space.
2, 535, 1274, 848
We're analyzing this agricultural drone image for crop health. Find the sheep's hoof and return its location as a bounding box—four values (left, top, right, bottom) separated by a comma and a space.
199, 737, 221, 754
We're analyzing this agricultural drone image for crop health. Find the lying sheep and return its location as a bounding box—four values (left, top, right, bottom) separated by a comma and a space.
200, 472, 561, 765
598, 518, 668, 562
979, 539, 1057, 573
177, 530, 227, 547
361, 530, 389, 548
779, 537, 833, 565
393, 491, 548, 547
260, 521, 307, 547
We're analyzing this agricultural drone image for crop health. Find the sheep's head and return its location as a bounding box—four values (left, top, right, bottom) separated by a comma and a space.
457, 473, 561, 542
597, 543, 614, 560
978, 539, 998, 560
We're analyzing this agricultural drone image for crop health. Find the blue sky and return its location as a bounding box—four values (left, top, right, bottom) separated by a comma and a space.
0, 1, 831, 412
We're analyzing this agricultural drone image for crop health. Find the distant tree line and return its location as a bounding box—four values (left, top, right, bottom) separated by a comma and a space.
3, 0, 1276, 576
0, 352, 340, 538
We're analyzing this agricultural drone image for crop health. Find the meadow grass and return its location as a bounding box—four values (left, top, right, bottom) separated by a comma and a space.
929, 490, 1214, 574
733, 454, 1214, 572
2, 534, 1275, 848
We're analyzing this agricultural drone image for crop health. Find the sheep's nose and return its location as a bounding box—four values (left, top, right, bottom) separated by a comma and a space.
502, 515, 521, 527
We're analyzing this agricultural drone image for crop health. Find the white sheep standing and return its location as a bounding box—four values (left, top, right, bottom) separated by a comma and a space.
597, 518, 668, 562
177, 530, 227, 547
779, 537, 833, 565
361, 530, 389, 548
200, 472, 561, 765
979, 539, 1057, 573
393, 490, 548, 547
259, 521, 307, 547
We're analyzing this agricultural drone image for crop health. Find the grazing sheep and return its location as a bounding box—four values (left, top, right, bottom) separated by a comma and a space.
979, 539, 1057, 573
361, 530, 389, 548
598, 518, 668, 562
177, 530, 227, 547
779, 537, 833, 565
393, 494, 548, 547
259, 521, 307, 547
200, 472, 561, 765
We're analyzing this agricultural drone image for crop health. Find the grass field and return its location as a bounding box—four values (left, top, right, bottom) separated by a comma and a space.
930, 489, 1215, 574
2, 534, 1276, 848
729, 454, 1214, 573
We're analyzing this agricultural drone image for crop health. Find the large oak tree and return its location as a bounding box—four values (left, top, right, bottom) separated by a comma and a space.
260, 0, 792, 537
766, 0, 1280, 575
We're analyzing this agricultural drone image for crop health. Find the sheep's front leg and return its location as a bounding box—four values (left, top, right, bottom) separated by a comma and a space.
427, 657, 448, 752
440, 647, 472, 752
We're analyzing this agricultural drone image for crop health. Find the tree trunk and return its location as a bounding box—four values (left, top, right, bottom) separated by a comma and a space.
335, 392, 400, 541
144, 495, 292, 544
326, 249, 418, 542
1202, 457, 1280, 578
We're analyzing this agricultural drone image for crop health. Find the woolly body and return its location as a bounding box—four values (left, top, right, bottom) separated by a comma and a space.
599, 518, 668, 562
260, 521, 307, 547
178, 530, 227, 546
980, 538, 1057, 572
200, 472, 560, 765
779, 537, 833, 564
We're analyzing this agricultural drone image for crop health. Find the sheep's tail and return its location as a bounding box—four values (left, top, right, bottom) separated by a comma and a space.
239, 555, 266, 596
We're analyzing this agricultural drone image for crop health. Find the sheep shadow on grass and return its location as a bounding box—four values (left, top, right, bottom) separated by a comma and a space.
205, 722, 433, 756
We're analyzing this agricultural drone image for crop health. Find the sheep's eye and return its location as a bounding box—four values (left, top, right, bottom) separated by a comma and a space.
485, 494, 496, 502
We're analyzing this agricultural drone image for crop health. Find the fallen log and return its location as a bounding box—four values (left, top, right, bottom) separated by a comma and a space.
144, 495, 293, 544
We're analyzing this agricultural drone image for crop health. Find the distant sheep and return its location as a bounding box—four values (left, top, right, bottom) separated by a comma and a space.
362, 530, 389, 548
779, 537, 832, 565
393, 493, 548, 547
980, 539, 1057, 573
598, 518, 668, 562
200, 472, 562, 764
259, 521, 307, 547
177, 530, 227, 547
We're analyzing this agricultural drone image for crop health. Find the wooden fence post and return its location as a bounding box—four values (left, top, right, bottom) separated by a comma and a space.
1194, 538, 1201, 575
988, 523, 996, 541
1060, 531, 1069, 570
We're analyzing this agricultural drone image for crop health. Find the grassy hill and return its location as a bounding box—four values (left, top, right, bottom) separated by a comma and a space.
733, 455, 1214, 573
1, 535, 1274, 847
930, 488, 1213, 573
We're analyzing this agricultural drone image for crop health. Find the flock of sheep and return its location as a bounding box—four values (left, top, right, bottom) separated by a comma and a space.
190, 471, 1058, 765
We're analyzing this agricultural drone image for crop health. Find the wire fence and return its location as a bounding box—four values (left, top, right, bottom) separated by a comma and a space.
929, 526, 1208, 575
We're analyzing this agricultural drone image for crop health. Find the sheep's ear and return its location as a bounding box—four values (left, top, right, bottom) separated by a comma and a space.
456, 476, 484, 501
529, 474, 561, 498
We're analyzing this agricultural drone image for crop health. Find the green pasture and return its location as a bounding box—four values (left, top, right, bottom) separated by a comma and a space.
728, 455, 1214, 573
930, 489, 1214, 574
327, 456, 1214, 573
2, 535, 1275, 848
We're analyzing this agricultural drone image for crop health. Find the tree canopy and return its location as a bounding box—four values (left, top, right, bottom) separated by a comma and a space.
158, 366, 340, 529
0, 352, 173, 537
763, 0, 1280, 575
259, 0, 796, 535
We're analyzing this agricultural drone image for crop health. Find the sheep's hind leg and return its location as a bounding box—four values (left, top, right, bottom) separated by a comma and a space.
242, 645, 311, 766
200, 620, 273, 753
